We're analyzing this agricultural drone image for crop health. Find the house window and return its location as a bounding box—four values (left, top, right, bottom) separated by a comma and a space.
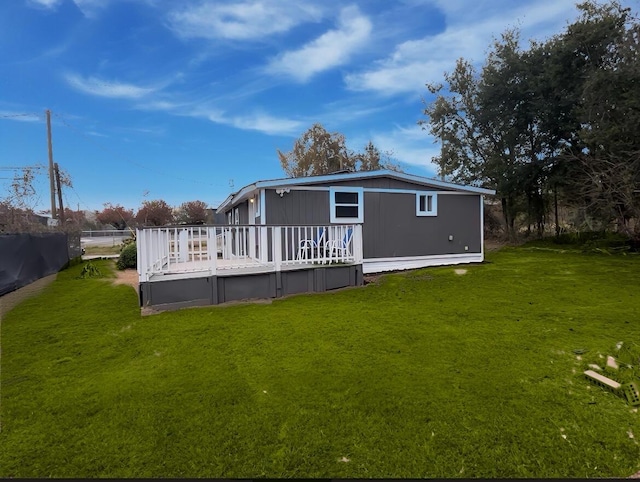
330, 187, 363, 223
227, 211, 232, 225
234, 207, 240, 224
416, 192, 437, 216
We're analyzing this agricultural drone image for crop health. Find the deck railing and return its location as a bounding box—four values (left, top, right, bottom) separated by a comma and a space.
137, 224, 363, 282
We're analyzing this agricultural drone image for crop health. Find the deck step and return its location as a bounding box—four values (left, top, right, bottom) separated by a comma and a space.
584, 370, 621, 392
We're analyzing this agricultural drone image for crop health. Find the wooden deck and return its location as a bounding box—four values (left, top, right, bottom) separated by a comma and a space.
138, 224, 363, 283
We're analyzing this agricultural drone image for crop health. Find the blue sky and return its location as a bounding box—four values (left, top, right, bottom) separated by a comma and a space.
0, 0, 604, 212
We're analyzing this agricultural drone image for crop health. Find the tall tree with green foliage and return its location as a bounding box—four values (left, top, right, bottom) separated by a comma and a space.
420, 0, 639, 239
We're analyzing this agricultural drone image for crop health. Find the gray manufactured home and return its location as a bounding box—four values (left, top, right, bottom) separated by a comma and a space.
136, 169, 495, 310
216, 169, 495, 274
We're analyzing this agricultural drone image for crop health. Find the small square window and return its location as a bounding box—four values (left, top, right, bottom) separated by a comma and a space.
416, 192, 437, 216
330, 187, 363, 223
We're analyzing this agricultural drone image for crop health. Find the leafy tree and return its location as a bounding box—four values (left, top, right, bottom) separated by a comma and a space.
175, 200, 208, 224
278, 123, 400, 177
136, 199, 174, 226
352, 141, 401, 172
420, 0, 639, 240
278, 123, 351, 177
96, 203, 134, 230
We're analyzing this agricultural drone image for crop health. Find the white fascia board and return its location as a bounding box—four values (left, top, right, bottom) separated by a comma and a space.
216, 194, 234, 213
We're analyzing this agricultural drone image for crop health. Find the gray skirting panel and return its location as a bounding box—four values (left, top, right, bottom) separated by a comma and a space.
139, 264, 363, 310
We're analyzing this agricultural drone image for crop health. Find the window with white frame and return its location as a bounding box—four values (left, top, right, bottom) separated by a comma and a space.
330, 187, 364, 223
416, 192, 437, 216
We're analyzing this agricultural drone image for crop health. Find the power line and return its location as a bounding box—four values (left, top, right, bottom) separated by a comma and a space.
0, 112, 41, 119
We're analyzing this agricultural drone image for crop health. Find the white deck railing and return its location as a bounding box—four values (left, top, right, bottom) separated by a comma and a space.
137, 224, 363, 282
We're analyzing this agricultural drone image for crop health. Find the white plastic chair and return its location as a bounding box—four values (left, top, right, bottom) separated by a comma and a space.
297, 227, 326, 260
326, 227, 353, 262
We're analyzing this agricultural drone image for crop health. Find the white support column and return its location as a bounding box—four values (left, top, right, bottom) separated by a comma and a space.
178, 229, 189, 262
353, 224, 363, 264
136, 228, 146, 282
273, 226, 282, 272
208, 226, 218, 276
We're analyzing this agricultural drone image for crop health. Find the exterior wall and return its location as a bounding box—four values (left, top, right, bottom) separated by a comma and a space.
363, 192, 481, 258
264, 189, 330, 225
264, 187, 481, 258
139, 264, 363, 310
237, 201, 249, 224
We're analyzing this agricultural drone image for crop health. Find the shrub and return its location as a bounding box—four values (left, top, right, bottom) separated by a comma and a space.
116, 242, 137, 270
78, 262, 102, 279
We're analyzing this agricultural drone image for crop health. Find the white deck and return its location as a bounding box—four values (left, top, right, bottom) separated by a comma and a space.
137, 224, 363, 283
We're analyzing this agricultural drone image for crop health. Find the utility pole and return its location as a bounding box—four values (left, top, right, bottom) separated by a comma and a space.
46, 110, 57, 220
440, 117, 445, 181
54, 163, 65, 223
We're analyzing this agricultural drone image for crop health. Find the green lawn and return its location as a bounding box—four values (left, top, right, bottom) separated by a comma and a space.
1, 247, 639, 478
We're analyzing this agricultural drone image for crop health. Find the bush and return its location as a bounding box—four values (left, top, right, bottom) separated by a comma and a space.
116, 242, 137, 270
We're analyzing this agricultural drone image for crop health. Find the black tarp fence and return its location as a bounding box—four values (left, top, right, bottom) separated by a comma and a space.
0, 232, 77, 296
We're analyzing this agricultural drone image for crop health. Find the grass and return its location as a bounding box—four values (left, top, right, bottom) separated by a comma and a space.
81, 244, 122, 256
1, 248, 639, 478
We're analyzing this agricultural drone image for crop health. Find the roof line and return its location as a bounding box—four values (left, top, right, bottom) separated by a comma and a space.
216, 170, 495, 211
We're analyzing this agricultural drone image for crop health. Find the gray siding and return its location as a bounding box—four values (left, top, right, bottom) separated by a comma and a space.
363, 192, 481, 258
265, 189, 330, 225
265, 187, 481, 258
139, 264, 363, 309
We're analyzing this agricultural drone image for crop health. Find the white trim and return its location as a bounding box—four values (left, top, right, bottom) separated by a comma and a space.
363, 253, 484, 274
260, 189, 266, 224
329, 186, 364, 223
480, 195, 485, 260
278, 186, 479, 196
416, 191, 437, 216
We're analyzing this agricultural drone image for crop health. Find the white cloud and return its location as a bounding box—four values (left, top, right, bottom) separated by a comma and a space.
350, 124, 441, 173
266, 5, 372, 82
27, 0, 149, 17
345, 0, 579, 95
138, 101, 302, 136
27, 0, 63, 9
228, 112, 303, 135
168, 0, 322, 40
65, 73, 159, 99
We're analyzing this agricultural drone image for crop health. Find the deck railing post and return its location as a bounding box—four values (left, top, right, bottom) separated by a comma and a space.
208, 226, 218, 276
136, 228, 145, 282
273, 226, 282, 272
354, 224, 363, 264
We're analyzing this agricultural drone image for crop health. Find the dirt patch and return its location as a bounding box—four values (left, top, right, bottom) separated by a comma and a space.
454, 269, 467, 275
363, 274, 382, 285
484, 239, 508, 252
112, 269, 138, 292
